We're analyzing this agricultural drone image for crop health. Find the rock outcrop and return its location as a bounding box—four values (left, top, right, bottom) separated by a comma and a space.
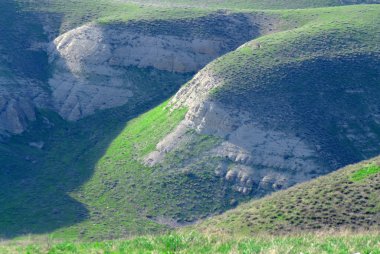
0, 77, 49, 135
145, 52, 380, 196
0, 96, 36, 135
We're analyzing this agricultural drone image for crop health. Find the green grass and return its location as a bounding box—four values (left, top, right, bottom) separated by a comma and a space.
1, 232, 380, 254
351, 163, 380, 181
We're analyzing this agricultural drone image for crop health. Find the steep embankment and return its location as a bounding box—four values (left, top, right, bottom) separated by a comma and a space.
195, 157, 380, 235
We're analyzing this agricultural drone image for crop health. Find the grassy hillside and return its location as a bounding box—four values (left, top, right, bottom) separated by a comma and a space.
195, 156, 380, 235
1, 232, 380, 253
1, 1, 380, 242
201, 4, 380, 168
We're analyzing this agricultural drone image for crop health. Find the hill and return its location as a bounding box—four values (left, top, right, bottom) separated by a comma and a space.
195, 156, 380, 235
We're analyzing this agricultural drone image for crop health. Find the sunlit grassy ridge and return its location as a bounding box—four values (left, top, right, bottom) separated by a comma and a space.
1, 232, 380, 254
195, 157, 380, 235
17, 0, 212, 32
16, 0, 380, 32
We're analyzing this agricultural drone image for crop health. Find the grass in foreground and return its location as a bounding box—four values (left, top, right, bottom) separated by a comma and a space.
1, 231, 379, 254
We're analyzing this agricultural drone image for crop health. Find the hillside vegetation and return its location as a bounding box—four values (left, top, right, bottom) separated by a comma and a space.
195, 156, 380, 235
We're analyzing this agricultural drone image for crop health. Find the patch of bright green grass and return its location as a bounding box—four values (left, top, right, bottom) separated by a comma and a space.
351, 163, 380, 182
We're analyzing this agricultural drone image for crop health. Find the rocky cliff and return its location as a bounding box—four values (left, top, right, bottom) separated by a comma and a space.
1, 7, 278, 132
47, 13, 277, 120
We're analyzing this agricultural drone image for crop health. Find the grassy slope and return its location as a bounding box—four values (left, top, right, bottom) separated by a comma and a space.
195, 157, 380, 235
210, 5, 380, 90
1, 232, 380, 254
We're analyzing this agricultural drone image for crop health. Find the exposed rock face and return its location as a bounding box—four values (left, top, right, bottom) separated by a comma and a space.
48, 13, 277, 120
0, 96, 35, 135
146, 96, 321, 194
1, 9, 278, 132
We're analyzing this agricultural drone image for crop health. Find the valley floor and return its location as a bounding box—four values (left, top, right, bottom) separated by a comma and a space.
1, 231, 379, 254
